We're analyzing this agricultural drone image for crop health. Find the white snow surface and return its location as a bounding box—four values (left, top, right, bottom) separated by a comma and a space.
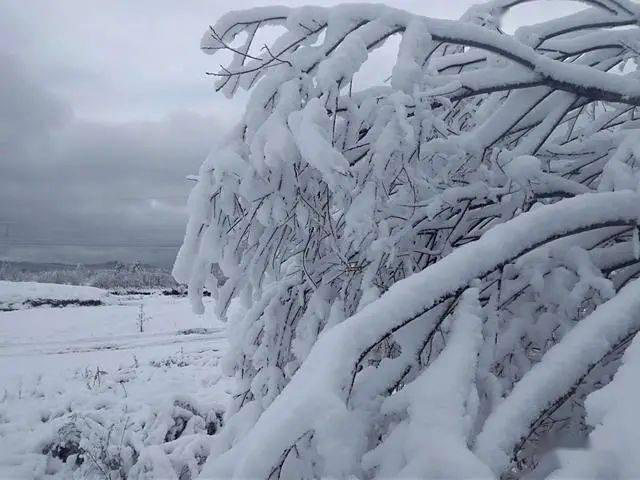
0, 284, 229, 479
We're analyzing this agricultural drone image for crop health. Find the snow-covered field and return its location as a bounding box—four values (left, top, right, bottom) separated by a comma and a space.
0, 281, 229, 478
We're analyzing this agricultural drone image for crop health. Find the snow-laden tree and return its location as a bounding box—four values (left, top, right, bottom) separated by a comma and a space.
174, 0, 640, 477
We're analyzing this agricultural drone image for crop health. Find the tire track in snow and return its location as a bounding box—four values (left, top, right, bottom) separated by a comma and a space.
0, 331, 225, 357
0, 328, 224, 349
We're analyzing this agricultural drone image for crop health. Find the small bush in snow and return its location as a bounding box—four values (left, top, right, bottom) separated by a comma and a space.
36, 364, 225, 479
136, 305, 149, 333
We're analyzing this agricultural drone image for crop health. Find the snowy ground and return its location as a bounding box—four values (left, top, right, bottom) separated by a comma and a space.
0, 282, 229, 478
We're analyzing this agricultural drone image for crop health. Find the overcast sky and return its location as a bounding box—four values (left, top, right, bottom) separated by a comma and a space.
0, 0, 583, 267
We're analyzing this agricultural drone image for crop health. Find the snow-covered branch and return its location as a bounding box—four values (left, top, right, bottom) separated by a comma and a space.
175, 0, 640, 477
198, 193, 640, 478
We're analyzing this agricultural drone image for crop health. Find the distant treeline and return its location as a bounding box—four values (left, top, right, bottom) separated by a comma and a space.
0, 261, 179, 290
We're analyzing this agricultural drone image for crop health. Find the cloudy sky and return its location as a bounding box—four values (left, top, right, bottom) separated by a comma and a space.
0, 0, 581, 267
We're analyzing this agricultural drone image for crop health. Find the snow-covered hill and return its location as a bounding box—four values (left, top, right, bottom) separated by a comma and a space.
0, 281, 109, 311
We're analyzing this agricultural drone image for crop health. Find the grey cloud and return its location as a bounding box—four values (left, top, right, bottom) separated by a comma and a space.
1, 55, 72, 143
0, 54, 227, 266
